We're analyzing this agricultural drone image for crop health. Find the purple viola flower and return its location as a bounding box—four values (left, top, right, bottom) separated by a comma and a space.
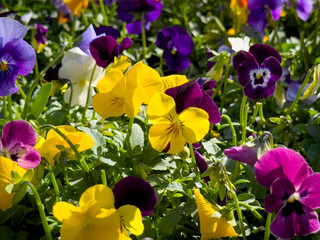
194, 150, 210, 182
286, 82, 320, 105
0, 18, 36, 96
255, 148, 320, 239
156, 26, 193, 72
78, 24, 120, 55
195, 77, 216, 97
0, 120, 41, 169
113, 176, 157, 217
51, 0, 72, 21
95, 0, 116, 6
117, 0, 163, 34
233, 44, 282, 101
286, 0, 313, 21
89, 35, 132, 68
35, 24, 48, 45
165, 79, 221, 124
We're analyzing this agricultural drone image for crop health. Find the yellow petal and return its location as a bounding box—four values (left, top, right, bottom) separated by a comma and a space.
162, 75, 188, 90
97, 70, 123, 93
53, 201, 80, 222
79, 184, 115, 209
193, 188, 238, 240
301, 64, 320, 100
92, 92, 126, 118
37, 137, 61, 166
117, 205, 144, 236
107, 56, 131, 73
180, 107, 209, 143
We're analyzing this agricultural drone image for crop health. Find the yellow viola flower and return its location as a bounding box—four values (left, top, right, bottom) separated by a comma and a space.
38, 126, 94, 166
53, 184, 144, 240
147, 92, 209, 154
161, 75, 188, 91
0, 157, 27, 211
193, 188, 238, 240
105, 56, 132, 74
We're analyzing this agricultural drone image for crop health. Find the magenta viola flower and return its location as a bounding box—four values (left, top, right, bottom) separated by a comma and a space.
165, 79, 221, 124
113, 176, 157, 217
117, 0, 163, 34
193, 149, 210, 182
255, 148, 320, 239
0, 120, 41, 169
224, 145, 259, 166
195, 77, 216, 97
89, 35, 132, 68
0, 17, 36, 96
233, 44, 282, 101
35, 24, 48, 45
156, 26, 193, 72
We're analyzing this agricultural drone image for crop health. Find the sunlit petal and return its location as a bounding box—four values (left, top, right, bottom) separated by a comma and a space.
118, 205, 144, 235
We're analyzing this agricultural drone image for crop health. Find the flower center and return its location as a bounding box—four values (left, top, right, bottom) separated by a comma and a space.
287, 192, 301, 203
79, 79, 88, 87
0, 60, 9, 72
250, 68, 270, 89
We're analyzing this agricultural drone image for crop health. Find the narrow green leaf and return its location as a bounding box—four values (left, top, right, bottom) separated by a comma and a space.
30, 83, 53, 119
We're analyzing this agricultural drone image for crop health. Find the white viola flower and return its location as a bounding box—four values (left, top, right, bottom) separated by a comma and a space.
228, 36, 250, 52
59, 47, 104, 107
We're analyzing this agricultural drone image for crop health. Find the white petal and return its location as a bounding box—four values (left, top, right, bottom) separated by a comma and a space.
59, 60, 84, 84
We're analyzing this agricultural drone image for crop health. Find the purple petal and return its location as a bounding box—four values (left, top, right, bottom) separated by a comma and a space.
9, 143, 41, 169
0, 63, 19, 96
0, 18, 28, 48
224, 145, 258, 165
270, 5, 282, 21
156, 31, 172, 50
299, 173, 320, 209
145, 2, 162, 22
247, 8, 268, 37
78, 25, 97, 55
89, 36, 118, 68
35, 24, 48, 45
244, 82, 276, 100
119, 37, 132, 53
163, 50, 190, 72
249, 44, 282, 66
261, 57, 283, 83
1, 120, 37, 149
126, 20, 143, 34
194, 150, 210, 182
113, 176, 157, 217
237, 60, 259, 87
206, 46, 215, 72
296, 0, 313, 21
270, 203, 320, 239
94, 25, 120, 40
255, 148, 310, 189
247, 0, 266, 11
233, 50, 255, 71
264, 177, 295, 213
194, 90, 221, 124
1, 39, 36, 76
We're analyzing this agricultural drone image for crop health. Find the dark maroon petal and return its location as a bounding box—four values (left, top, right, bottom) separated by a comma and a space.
264, 177, 295, 213
35, 24, 48, 45
255, 148, 310, 189
206, 46, 215, 72
249, 44, 282, 66
194, 150, 210, 182
261, 56, 282, 83
299, 173, 320, 209
270, 203, 320, 239
243, 80, 276, 100
232, 50, 255, 71
119, 37, 132, 53
113, 176, 157, 217
237, 60, 259, 87
9, 143, 41, 169
95, 26, 120, 40
194, 90, 221, 124
1, 120, 37, 149
89, 36, 118, 68
224, 145, 258, 166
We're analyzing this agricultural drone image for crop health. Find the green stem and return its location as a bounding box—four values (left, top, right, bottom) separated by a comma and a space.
101, 169, 107, 186
234, 3, 238, 36
312, 7, 320, 49
67, 80, 74, 113
264, 212, 272, 240
23, 181, 53, 240
251, 102, 260, 125
59, 156, 70, 185
83, 64, 97, 120
220, 62, 231, 111
21, 43, 67, 120
7, 95, 13, 120
240, 95, 248, 144
34, 55, 39, 77
241, 104, 249, 144
81, 8, 89, 27
16, 81, 26, 100
221, 114, 237, 147
141, 12, 147, 61
238, 202, 265, 225
1, 0, 9, 9
3, 96, 7, 119
287, 63, 319, 115
300, 33, 309, 72
99, 0, 109, 26
188, 143, 201, 182
45, 160, 60, 202
71, 16, 77, 41
90, 0, 99, 19
80, 158, 90, 173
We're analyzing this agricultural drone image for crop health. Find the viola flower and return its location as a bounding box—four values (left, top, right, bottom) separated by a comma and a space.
286, 0, 313, 21
117, 0, 163, 34
95, 0, 115, 6
0, 120, 41, 169
113, 176, 157, 217
228, 0, 249, 35
53, 184, 144, 240
161, 74, 188, 91
156, 26, 193, 72
193, 150, 210, 182
38, 125, 94, 166
0, 17, 36, 96
35, 24, 48, 53
255, 148, 320, 239
51, 0, 89, 22
233, 44, 282, 100
195, 77, 216, 97
193, 188, 238, 240
0, 156, 27, 211
286, 82, 320, 105
93, 62, 163, 119
147, 92, 209, 154
59, 47, 105, 107
89, 35, 132, 68
165, 79, 221, 124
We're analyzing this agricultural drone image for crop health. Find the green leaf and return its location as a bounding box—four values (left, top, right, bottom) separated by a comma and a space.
22, 169, 34, 182
11, 170, 22, 184
129, 123, 144, 151
237, 193, 255, 204
78, 126, 106, 154
159, 211, 182, 236
30, 83, 53, 119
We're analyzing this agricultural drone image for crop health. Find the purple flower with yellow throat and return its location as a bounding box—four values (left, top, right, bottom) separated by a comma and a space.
0, 17, 36, 96
233, 44, 282, 101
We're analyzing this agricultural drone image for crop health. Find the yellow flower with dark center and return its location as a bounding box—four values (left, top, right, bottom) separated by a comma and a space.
147, 93, 209, 154
53, 184, 144, 240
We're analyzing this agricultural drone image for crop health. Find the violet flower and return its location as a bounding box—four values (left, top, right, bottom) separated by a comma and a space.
0, 120, 41, 169
35, 24, 48, 45
255, 148, 320, 239
0, 17, 36, 96
286, 82, 320, 105
195, 77, 216, 97
89, 35, 132, 68
156, 26, 193, 72
233, 44, 282, 101
95, 0, 115, 6
194, 150, 210, 183
165, 79, 221, 124
113, 176, 157, 217
117, 0, 162, 34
